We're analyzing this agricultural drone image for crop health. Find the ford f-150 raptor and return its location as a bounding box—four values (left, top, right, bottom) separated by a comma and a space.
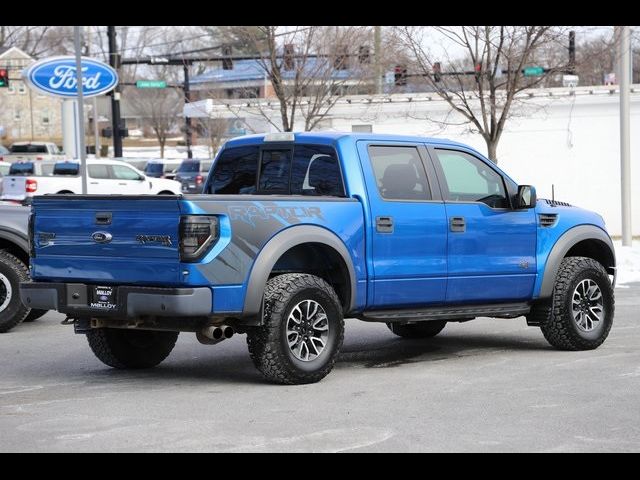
21, 132, 616, 384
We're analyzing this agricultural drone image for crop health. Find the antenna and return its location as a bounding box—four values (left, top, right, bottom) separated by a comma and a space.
552, 184, 555, 203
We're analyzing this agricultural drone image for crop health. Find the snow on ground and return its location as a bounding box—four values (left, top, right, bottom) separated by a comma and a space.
614, 240, 640, 286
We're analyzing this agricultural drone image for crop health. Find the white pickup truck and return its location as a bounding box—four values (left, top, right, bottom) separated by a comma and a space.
1, 159, 182, 203
3, 142, 68, 162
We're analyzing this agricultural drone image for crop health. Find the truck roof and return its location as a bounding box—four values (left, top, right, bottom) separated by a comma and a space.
225, 131, 470, 150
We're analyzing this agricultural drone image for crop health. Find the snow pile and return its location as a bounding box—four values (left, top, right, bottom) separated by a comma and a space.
614, 240, 640, 285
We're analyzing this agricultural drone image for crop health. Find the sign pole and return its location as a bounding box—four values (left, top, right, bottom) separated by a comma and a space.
619, 26, 632, 246
73, 26, 88, 195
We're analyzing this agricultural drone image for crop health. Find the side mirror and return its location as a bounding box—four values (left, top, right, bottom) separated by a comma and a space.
516, 185, 536, 209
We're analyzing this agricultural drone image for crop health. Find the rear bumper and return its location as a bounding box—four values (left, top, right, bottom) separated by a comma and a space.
20, 283, 212, 318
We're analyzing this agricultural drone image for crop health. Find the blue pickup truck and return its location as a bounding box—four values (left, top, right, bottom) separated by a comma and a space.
21, 132, 616, 384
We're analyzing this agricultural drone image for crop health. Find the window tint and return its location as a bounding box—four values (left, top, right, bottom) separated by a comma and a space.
88, 164, 110, 179
368, 146, 431, 201
259, 149, 291, 193
290, 145, 344, 196
112, 165, 143, 180
209, 146, 259, 194
433, 150, 508, 208
53, 163, 79, 176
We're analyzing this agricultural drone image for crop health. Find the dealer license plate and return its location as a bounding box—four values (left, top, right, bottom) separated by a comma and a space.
90, 285, 118, 311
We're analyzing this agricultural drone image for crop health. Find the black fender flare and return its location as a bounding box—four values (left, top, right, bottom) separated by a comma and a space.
242, 225, 357, 319
539, 225, 616, 298
0, 226, 28, 255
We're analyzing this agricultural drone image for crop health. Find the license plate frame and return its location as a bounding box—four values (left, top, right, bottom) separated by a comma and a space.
90, 285, 118, 311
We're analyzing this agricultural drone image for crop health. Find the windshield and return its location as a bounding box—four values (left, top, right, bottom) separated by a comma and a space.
10, 144, 49, 153
178, 161, 199, 173
9, 162, 35, 175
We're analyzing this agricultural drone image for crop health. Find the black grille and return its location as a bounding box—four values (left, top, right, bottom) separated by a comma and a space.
539, 213, 558, 227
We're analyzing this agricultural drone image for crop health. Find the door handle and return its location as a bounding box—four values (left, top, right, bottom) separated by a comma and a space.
376, 216, 394, 233
118, 183, 127, 186
450, 216, 466, 232
89, 182, 99, 185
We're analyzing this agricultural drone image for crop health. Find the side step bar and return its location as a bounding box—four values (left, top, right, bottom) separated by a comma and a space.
361, 302, 531, 322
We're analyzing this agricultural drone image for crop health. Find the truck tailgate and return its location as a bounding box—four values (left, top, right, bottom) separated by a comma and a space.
1, 176, 28, 201
31, 195, 183, 285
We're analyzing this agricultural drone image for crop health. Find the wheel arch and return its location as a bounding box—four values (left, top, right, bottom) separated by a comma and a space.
539, 225, 616, 298
0, 228, 29, 265
242, 225, 357, 320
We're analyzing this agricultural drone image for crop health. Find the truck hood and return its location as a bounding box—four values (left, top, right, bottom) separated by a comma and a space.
536, 198, 608, 232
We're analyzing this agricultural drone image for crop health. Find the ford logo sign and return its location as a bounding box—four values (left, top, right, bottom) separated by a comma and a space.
92, 232, 113, 244
23, 56, 119, 99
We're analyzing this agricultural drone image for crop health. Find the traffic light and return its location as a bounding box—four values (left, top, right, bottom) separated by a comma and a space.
0, 69, 9, 88
283, 44, 295, 71
433, 62, 441, 82
222, 45, 233, 70
358, 46, 370, 64
394, 65, 407, 86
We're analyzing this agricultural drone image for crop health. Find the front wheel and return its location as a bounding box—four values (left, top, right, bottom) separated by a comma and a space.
539, 257, 614, 350
86, 328, 179, 369
246, 274, 344, 385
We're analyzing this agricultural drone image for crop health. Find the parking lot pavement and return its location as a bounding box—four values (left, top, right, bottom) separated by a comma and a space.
1, 284, 639, 453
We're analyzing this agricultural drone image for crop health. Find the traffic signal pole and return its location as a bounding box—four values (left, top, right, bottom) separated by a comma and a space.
183, 64, 193, 159
108, 26, 123, 158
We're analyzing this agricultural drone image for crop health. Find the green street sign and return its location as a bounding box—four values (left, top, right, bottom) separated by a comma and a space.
136, 80, 167, 89
523, 66, 544, 77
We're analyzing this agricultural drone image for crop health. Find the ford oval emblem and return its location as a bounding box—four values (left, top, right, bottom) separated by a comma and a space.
23, 56, 119, 99
92, 232, 113, 244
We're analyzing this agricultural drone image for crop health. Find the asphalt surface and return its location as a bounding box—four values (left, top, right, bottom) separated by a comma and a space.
1, 284, 639, 452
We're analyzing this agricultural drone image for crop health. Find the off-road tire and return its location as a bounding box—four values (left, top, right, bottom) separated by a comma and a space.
86, 328, 179, 369
539, 256, 614, 351
246, 274, 344, 385
386, 320, 447, 339
23, 309, 48, 322
0, 250, 31, 333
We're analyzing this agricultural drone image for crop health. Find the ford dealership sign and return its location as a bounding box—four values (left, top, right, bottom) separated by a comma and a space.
23, 56, 118, 98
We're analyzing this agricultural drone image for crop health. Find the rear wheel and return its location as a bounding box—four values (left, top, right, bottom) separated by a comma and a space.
387, 321, 447, 339
86, 328, 179, 369
246, 274, 344, 385
0, 250, 31, 333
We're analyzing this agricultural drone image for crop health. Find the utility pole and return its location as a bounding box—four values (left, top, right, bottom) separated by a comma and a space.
183, 65, 193, 159
73, 26, 88, 195
618, 26, 632, 246
87, 26, 100, 158
374, 26, 382, 95
108, 26, 123, 158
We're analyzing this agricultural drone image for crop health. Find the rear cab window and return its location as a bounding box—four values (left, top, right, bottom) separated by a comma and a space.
206, 143, 345, 197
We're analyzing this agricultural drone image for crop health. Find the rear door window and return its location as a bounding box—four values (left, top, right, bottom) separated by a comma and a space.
368, 146, 431, 201
88, 164, 110, 179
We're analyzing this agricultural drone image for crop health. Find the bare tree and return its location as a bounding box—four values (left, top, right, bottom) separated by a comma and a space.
128, 69, 182, 158
395, 26, 571, 162
227, 26, 372, 132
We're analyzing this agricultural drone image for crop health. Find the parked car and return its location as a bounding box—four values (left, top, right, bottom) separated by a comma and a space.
1, 159, 182, 203
22, 132, 617, 385
144, 159, 183, 180
0, 202, 46, 333
174, 158, 214, 193
4, 142, 67, 162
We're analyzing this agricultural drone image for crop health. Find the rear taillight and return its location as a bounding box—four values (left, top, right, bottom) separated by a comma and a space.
179, 216, 219, 262
196, 175, 203, 185
26, 179, 38, 193
28, 213, 35, 258
36, 156, 43, 161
